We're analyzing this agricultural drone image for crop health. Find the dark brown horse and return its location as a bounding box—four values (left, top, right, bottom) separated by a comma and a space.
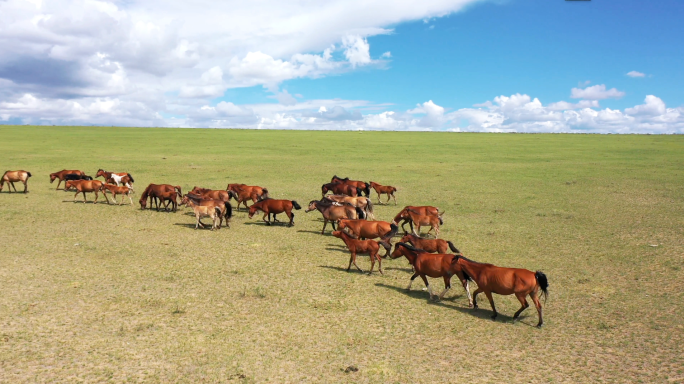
390, 242, 472, 305
182, 193, 232, 228
50, 169, 85, 190
392, 206, 441, 234
321, 182, 360, 197
336, 219, 397, 251
139, 184, 180, 211
399, 234, 460, 254
305, 199, 365, 234
1, 170, 31, 193
331, 176, 370, 196
369, 181, 397, 205
452, 256, 549, 327
248, 198, 301, 226
65, 180, 109, 204
332, 230, 389, 274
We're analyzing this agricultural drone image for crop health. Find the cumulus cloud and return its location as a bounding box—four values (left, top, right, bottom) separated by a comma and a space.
626, 71, 646, 78
570, 84, 625, 100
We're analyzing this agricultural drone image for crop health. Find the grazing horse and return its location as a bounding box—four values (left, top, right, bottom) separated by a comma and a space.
96, 169, 134, 188
321, 182, 360, 197
248, 198, 301, 226
369, 181, 397, 205
323, 194, 375, 220
226, 184, 268, 211
394, 209, 444, 238
305, 199, 365, 234
390, 242, 472, 305
183, 198, 222, 230
399, 234, 460, 254
139, 184, 180, 211
452, 256, 549, 327
66, 180, 109, 204
331, 176, 370, 196
182, 193, 232, 229
1, 170, 31, 193
50, 169, 85, 190
393, 206, 441, 234
332, 230, 390, 275
336, 219, 398, 250
102, 184, 134, 205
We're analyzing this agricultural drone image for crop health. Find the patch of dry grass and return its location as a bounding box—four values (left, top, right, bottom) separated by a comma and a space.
0, 126, 683, 382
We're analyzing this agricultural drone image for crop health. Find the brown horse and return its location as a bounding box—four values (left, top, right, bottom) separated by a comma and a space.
248, 198, 301, 226
102, 183, 134, 205
323, 194, 375, 220
226, 184, 268, 211
50, 169, 85, 190
66, 180, 109, 204
305, 199, 365, 234
96, 169, 134, 188
452, 256, 549, 327
390, 242, 472, 305
336, 219, 398, 250
393, 206, 441, 234
190, 187, 235, 203
369, 181, 397, 205
399, 234, 460, 254
139, 184, 180, 211
331, 176, 370, 196
321, 182, 359, 197
182, 193, 232, 229
332, 230, 390, 274
395, 209, 444, 238
1, 170, 32, 193
183, 198, 222, 230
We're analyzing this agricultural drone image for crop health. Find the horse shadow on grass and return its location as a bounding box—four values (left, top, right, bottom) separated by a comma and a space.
318, 265, 375, 275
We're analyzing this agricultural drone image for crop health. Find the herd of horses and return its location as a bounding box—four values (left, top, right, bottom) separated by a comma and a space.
2, 169, 550, 327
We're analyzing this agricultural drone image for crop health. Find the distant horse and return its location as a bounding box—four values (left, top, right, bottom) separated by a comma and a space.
331, 176, 370, 196
65, 180, 109, 204
102, 184, 134, 205
183, 198, 222, 230
323, 194, 375, 220
398, 234, 460, 254
182, 193, 232, 229
96, 169, 134, 188
139, 184, 180, 211
394, 209, 444, 238
190, 186, 235, 203
452, 256, 549, 327
50, 169, 85, 190
332, 230, 390, 275
1, 170, 32, 193
336, 219, 397, 253
369, 181, 397, 205
390, 242, 472, 305
392, 206, 441, 234
305, 199, 365, 234
248, 198, 301, 226
321, 182, 360, 197
226, 184, 268, 211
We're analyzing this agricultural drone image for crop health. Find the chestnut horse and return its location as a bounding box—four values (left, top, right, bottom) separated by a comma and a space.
190, 187, 235, 203
139, 184, 180, 211
399, 234, 460, 254
452, 256, 549, 327
50, 169, 85, 190
369, 181, 397, 205
321, 182, 359, 197
65, 180, 109, 204
1, 170, 32, 193
226, 184, 268, 211
331, 176, 370, 196
390, 242, 472, 305
248, 198, 301, 226
332, 230, 390, 275
182, 193, 232, 229
96, 169, 134, 188
323, 194, 375, 220
336, 219, 398, 250
102, 183, 134, 205
394, 209, 444, 238
305, 199, 365, 234
393, 206, 441, 234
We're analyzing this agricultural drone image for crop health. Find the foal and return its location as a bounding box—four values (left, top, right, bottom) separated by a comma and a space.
102, 184, 134, 205
1, 170, 32, 193
369, 181, 397, 205
184, 199, 221, 230
332, 230, 389, 275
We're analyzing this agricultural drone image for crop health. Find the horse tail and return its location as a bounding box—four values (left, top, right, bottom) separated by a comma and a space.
535, 271, 549, 302
127, 173, 134, 183
364, 182, 370, 196
27, 172, 32, 178
447, 241, 460, 253
262, 188, 269, 198
377, 239, 391, 257
384, 223, 398, 241
291, 200, 302, 210
356, 187, 362, 196
438, 211, 445, 225
224, 201, 233, 219
355, 206, 365, 220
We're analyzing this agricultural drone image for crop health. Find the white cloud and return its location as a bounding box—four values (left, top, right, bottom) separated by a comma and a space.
342, 35, 371, 68
570, 84, 625, 100
408, 100, 445, 127
626, 71, 646, 78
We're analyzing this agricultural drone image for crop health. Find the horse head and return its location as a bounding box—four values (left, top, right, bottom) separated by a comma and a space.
305, 200, 318, 212
96, 169, 106, 178
50, 173, 57, 183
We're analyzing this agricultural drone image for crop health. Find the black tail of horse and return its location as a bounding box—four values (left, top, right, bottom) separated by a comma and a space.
262, 188, 269, 198
447, 241, 460, 253
364, 182, 370, 196
224, 201, 233, 219
383, 223, 398, 241
365, 198, 374, 216
356, 187, 362, 196
535, 271, 549, 302
127, 173, 134, 183
377, 239, 391, 257
27, 172, 32, 178
355, 206, 365, 219
291, 200, 301, 210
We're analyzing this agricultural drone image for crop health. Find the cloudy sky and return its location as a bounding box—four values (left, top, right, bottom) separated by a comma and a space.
0, 0, 682, 133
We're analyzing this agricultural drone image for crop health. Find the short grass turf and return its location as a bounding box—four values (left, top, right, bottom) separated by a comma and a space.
1, 126, 683, 383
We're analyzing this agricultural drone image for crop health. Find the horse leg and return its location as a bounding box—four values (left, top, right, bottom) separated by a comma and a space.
484, 291, 497, 320
263, 212, 270, 225
56, 179, 62, 190
287, 209, 294, 227
73, 191, 79, 202
513, 293, 530, 319
82, 191, 87, 203
460, 279, 473, 307
386, 194, 391, 204
375, 250, 383, 275
368, 251, 376, 275
437, 276, 452, 300
93, 190, 99, 204
392, 193, 397, 205
530, 292, 543, 327
376, 192, 382, 204
23, 180, 28, 193
195, 213, 202, 229
472, 287, 483, 309
10, 182, 16, 192
321, 219, 328, 235
351, 251, 362, 272
406, 272, 419, 290
420, 275, 434, 300
412, 224, 420, 237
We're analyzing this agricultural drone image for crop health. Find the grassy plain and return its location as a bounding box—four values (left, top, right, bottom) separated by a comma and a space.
0, 125, 683, 383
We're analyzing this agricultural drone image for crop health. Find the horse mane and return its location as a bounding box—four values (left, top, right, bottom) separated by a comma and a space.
395, 242, 427, 254
452, 255, 491, 266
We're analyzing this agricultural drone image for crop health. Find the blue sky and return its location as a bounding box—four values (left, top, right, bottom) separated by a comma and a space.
0, 0, 682, 132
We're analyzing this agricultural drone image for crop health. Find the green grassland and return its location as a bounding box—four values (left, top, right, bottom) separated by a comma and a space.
1, 126, 683, 383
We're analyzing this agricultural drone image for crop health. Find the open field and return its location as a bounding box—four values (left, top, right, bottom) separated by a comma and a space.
1, 126, 683, 383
